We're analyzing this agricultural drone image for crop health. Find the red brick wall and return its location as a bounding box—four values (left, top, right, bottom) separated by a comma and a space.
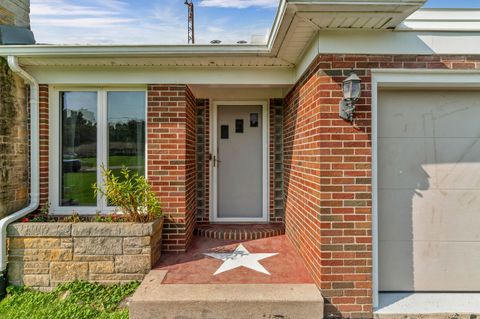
147, 84, 196, 252
39, 84, 49, 208
284, 54, 480, 318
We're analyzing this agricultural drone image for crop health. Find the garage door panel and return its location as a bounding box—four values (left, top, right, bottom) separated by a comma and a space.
378, 189, 415, 242
379, 240, 414, 291
379, 137, 480, 190
412, 189, 480, 241
378, 91, 480, 138
380, 240, 480, 291
379, 89, 480, 292
432, 138, 480, 189
413, 241, 480, 291
378, 138, 434, 189
379, 189, 480, 242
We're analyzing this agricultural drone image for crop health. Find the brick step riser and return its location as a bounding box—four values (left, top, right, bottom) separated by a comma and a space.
194, 228, 285, 241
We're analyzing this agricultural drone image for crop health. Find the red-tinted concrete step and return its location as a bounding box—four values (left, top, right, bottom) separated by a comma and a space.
155, 235, 313, 285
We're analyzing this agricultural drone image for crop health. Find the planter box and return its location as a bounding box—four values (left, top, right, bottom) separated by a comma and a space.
6, 218, 163, 290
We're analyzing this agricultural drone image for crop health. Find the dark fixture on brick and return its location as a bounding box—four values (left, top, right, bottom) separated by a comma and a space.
339, 71, 361, 122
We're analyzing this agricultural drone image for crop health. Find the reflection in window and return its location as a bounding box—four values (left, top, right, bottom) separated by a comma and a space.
61, 92, 97, 206
107, 92, 146, 177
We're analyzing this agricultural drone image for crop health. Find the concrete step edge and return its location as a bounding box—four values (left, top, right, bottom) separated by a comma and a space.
130, 270, 324, 319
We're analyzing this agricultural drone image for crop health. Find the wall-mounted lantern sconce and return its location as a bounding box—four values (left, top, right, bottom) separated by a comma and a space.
339, 72, 362, 122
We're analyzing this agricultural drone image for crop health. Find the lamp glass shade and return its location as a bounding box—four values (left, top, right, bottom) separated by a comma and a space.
342, 73, 362, 100
350, 79, 361, 100
342, 80, 352, 99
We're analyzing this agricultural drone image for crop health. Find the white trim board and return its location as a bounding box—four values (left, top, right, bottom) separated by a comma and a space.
210, 100, 269, 223
189, 86, 290, 100
371, 69, 480, 309
25, 66, 295, 86
295, 31, 480, 80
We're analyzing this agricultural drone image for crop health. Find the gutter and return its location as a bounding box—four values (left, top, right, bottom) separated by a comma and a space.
0, 56, 40, 289
0, 44, 272, 57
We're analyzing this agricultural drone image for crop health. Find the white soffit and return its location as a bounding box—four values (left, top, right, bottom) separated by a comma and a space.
293, 0, 427, 30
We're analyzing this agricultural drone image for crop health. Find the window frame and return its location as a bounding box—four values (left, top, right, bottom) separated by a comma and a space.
49, 86, 148, 215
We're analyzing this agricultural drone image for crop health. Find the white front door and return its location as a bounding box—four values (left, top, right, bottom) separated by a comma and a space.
212, 101, 268, 222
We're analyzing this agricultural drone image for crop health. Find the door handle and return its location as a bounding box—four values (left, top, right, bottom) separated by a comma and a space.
213, 155, 221, 167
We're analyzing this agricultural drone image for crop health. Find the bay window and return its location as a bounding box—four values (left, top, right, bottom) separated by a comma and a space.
51, 88, 146, 214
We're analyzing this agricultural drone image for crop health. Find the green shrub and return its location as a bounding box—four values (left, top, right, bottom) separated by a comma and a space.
93, 166, 162, 223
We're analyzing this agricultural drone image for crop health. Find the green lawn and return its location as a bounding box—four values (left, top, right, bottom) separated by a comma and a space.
0, 281, 139, 319
63, 171, 96, 206
62, 156, 145, 206
81, 156, 145, 168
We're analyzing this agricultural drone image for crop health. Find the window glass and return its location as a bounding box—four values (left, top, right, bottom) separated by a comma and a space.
107, 92, 146, 177
60, 92, 97, 206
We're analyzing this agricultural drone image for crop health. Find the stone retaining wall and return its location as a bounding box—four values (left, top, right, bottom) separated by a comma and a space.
6, 219, 163, 290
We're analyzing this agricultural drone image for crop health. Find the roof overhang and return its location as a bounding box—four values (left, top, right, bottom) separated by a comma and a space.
0, 0, 435, 68
289, 0, 427, 29
268, 0, 427, 64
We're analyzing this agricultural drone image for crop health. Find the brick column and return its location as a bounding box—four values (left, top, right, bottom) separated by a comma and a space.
147, 85, 196, 252
284, 54, 480, 318
39, 84, 49, 208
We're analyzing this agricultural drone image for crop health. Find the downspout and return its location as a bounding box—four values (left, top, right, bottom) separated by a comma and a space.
0, 56, 40, 293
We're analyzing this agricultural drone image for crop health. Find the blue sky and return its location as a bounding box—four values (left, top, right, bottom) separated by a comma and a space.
30, 0, 480, 45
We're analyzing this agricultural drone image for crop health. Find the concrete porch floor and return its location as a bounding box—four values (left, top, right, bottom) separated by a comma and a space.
130, 235, 324, 319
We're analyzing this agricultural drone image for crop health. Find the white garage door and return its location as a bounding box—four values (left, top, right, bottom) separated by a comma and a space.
378, 89, 480, 292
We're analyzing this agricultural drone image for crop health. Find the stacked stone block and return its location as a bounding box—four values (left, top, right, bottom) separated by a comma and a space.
7, 220, 163, 290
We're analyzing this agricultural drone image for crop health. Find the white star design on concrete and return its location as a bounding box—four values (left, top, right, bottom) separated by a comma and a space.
204, 244, 278, 275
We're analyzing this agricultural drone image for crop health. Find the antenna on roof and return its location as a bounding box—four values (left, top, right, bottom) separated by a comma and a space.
184, 0, 195, 44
